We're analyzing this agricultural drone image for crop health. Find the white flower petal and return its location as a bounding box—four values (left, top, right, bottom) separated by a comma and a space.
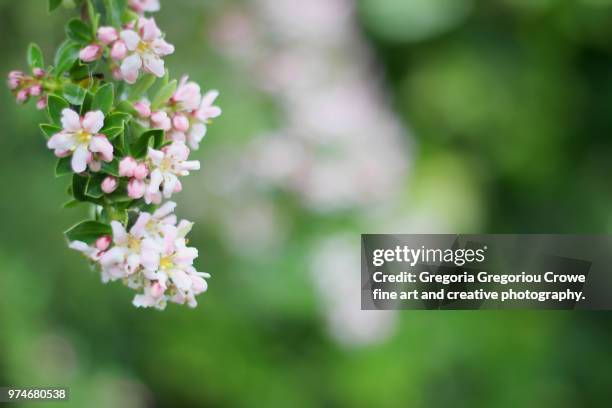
120, 54, 143, 84
89, 135, 114, 162
61, 108, 81, 132
120, 30, 140, 51
82, 110, 105, 134
111, 221, 128, 245
142, 53, 165, 77
71, 145, 89, 173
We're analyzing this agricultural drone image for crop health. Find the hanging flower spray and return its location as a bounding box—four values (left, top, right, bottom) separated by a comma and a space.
7, 0, 221, 310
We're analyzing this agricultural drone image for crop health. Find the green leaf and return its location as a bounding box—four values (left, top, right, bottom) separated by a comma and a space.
100, 206, 128, 224
65, 220, 112, 244
72, 174, 89, 201
121, 9, 138, 25
70, 64, 91, 81
40, 123, 62, 139
92, 83, 114, 114
103, 111, 130, 129
86, 0, 99, 33
47, 94, 69, 125
115, 100, 138, 116
55, 157, 73, 177
80, 90, 94, 114
54, 40, 80, 77
103, 0, 124, 27
66, 18, 93, 43
151, 79, 177, 110
101, 111, 129, 140
115, 0, 128, 11
27, 43, 44, 70
49, 0, 63, 12
63, 199, 81, 209
103, 127, 124, 139
128, 74, 156, 101
101, 159, 120, 176
85, 174, 105, 198
131, 129, 163, 158
63, 83, 87, 106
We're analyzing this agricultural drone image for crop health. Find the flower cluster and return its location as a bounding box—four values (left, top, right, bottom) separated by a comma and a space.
6, 0, 220, 310
47, 108, 114, 173
119, 141, 200, 204
7, 69, 48, 109
71, 202, 209, 309
134, 76, 221, 150
81, 17, 175, 84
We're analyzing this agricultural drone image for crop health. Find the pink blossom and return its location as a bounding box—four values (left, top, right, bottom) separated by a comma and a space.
119, 18, 174, 83
16, 89, 29, 104
7, 70, 24, 90
79, 44, 103, 63
172, 114, 190, 132
127, 178, 146, 198
196, 90, 222, 123
97, 26, 118, 45
110, 41, 127, 60
133, 163, 149, 180
36, 97, 48, 110
96, 235, 112, 251
29, 85, 42, 96
172, 75, 201, 111
145, 141, 200, 202
128, 0, 160, 15
134, 100, 152, 118
101, 176, 118, 193
112, 68, 123, 81
119, 156, 138, 177
150, 281, 166, 297
183, 89, 222, 150
32, 68, 45, 78
47, 109, 114, 173
151, 111, 171, 131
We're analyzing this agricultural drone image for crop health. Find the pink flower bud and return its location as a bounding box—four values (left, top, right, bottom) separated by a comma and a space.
79, 44, 103, 63
151, 281, 165, 298
101, 176, 118, 193
112, 67, 123, 81
36, 97, 48, 110
133, 101, 151, 118
29, 85, 42, 96
110, 40, 127, 60
33, 68, 45, 78
133, 163, 149, 180
7, 78, 20, 90
97, 26, 118, 45
9, 70, 24, 80
89, 160, 102, 172
172, 114, 190, 132
16, 89, 29, 104
127, 178, 146, 199
173, 179, 182, 193
151, 111, 171, 131
119, 157, 138, 177
54, 149, 70, 158
96, 235, 112, 251
7, 71, 24, 90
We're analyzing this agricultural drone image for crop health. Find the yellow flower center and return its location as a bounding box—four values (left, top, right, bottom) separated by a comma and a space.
128, 235, 141, 251
159, 255, 173, 270
137, 41, 148, 53
160, 157, 172, 172
76, 129, 91, 145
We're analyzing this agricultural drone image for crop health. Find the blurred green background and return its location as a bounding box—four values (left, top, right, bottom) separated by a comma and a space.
2, 0, 612, 406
